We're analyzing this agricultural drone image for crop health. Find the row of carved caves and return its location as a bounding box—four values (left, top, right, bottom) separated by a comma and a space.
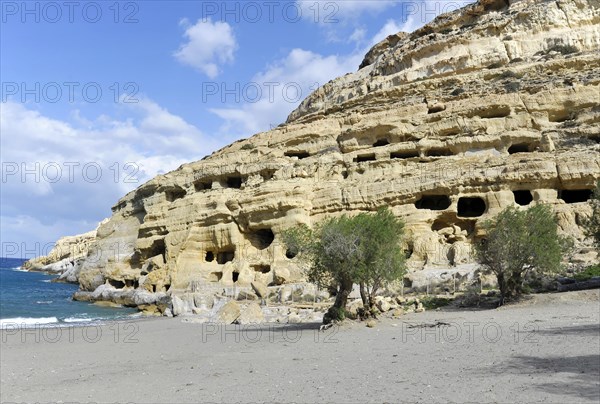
415, 189, 594, 217
415, 195, 487, 217
358, 142, 534, 163
209, 262, 276, 284
162, 176, 250, 203
172, 138, 570, 202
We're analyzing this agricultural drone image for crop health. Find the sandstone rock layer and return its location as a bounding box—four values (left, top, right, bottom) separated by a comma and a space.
34, 0, 600, 309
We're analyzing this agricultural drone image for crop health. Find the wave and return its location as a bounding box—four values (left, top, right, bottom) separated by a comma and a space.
36, 300, 53, 304
0, 317, 59, 328
63, 317, 94, 323
40, 280, 51, 283
10, 267, 28, 272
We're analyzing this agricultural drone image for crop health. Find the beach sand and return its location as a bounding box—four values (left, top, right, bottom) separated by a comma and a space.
1, 290, 599, 403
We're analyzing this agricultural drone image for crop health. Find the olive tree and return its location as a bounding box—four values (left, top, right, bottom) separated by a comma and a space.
476, 204, 569, 305
281, 208, 406, 323
586, 181, 600, 254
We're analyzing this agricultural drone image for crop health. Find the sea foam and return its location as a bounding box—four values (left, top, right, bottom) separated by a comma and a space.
0, 317, 59, 329
63, 317, 94, 323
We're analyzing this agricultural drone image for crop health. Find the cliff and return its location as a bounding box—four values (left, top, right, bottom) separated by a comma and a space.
22, 220, 107, 283
36, 0, 600, 312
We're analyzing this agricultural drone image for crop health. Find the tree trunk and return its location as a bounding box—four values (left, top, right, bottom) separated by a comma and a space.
333, 278, 353, 311
359, 282, 368, 307
497, 272, 507, 306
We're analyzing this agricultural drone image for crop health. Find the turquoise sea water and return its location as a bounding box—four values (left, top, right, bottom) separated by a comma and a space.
0, 257, 139, 327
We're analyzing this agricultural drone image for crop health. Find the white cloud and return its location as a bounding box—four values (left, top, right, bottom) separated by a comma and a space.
371, 19, 404, 45
349, 27, 367, 44
0, 100, 223, 246
210, 48, 362, 136
397, 0, 476, 33
207, 0, 476, 137
173, 18, 237, 78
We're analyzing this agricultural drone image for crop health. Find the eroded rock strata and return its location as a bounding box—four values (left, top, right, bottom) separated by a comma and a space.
28, 0, 600, 313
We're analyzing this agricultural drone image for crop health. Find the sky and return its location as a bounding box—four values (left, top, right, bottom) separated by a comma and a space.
0, 0, 474, 258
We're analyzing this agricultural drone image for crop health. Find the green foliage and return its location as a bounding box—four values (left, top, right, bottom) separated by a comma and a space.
476, 204, 570, 304
420, 296, 453, 310
574, 264, 600, 281
585, 181, 600, 254
281, 208, 407, 322
352, 209, 407, 309
324, 306, 347, 323
241, 143, 255, 150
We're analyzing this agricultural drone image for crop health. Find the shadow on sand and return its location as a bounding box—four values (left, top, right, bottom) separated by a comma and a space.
492, 324, 600, 402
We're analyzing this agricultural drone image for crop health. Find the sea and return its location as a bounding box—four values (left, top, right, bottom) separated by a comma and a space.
0, 257, 139, 328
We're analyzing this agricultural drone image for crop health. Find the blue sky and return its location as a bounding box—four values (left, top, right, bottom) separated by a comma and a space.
0, 0, 473, 257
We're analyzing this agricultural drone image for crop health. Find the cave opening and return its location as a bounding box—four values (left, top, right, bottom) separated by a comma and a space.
354, 154, 376, 163
261, 170, 276, 181
194, 181, 213, 192
217, 251, 235, 264
253, 265, 271, 273
205, 251, 215, 262
249, 229, 275, 250
285, 151, 310, 159
109, 279, 125, 289
432, 218, 475, 235
457, 197, 486, 217
373, 139, 390, 147
415, 195, 452, 210
508, 143, 530, 154
210, 272, 223, 282
146, 238, 166, 262
559, 189, 592, 204
285, 248, 298, 259
391, 151, 419, 159
165, 188, 186, 202
427, 149, 453, 157
513, 190, 533, 206
226, 176, 243, 189
232, 271, 239, 283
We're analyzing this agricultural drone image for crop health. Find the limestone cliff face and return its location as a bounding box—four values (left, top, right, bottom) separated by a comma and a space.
71, 0, 598, 306
23, 220, 107, 282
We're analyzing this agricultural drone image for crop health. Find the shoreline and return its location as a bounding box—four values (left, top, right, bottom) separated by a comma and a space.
2, 290, 598, 403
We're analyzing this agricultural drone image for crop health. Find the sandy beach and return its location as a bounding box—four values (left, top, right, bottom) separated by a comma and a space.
1, 290, 599, 404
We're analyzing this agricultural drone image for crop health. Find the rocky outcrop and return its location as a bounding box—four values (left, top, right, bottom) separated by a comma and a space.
45, 0, 600, 311
23, 220, 108, 283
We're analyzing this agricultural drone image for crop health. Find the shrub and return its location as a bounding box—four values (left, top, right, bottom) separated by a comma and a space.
282, 208, 407, 323
460, 285, 482, 307
585, 181, 600, 254
421, 296, 453, 310
241, 143, 255, 150
476, 205, 571, 305
574, 264, 600, 281
324, 306, 347, 323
